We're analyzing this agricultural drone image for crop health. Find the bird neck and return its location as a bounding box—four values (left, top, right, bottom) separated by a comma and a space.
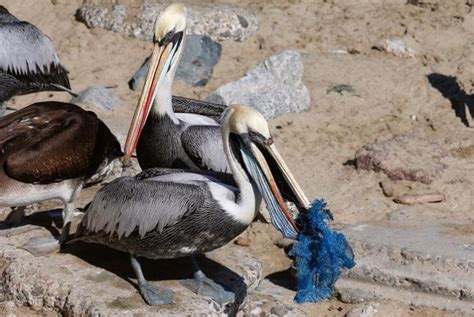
150, 39, 185, 124
223, 134, 255, 210
151, 73, 178, 124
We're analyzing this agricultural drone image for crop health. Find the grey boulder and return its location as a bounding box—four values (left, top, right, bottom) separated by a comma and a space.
78, 1, 258, 43
130, 34, 221, 89
207, 50, 311, 119
71, 85, 121, 112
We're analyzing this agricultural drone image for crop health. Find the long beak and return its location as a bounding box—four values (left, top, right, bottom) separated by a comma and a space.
240, 141, 309, 239
263, 143, 311, 209
123, 42, 173, 159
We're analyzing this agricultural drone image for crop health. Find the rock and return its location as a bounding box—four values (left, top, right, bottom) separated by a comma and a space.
234, 236, 251, 247
130, 34, 221, 89
71, 85, 121, 112
373, 39, 416, 58
355, 135, 449, 184
336, 221, 474, 314
379, 180, 394, 197
0, 226, 265, 316
393, 192, 445, 205
345, 303, 379, 317
270, 305, 291, 316
78, 1, 258, 42
207, 50, 311, 119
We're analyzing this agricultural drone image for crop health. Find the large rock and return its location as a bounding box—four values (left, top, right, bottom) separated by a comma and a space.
71, 85, 121, 112
129, 34, 222, 89
206, 50, 311, 119
336, 220, 474, 315
355, 135, 449, 184
78, 1, 258, 42
0, 211, 312, 316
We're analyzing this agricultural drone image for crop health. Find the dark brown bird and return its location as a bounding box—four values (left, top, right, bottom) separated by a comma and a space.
0, 101, 121, 255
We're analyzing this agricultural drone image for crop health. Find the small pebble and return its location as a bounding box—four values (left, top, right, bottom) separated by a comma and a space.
270, 305, 291, 316
393, 193, 445, 205
234, 237, 250, 247
345, 302, 379, 317
380, 180, 394, 197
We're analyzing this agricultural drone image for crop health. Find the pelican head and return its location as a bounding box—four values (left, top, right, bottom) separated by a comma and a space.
154, 3, 186, 44
124, 3, 187, 159
224, 105, 310, 239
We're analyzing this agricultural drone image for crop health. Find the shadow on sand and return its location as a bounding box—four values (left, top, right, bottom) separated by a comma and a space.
427, 73, 474, 127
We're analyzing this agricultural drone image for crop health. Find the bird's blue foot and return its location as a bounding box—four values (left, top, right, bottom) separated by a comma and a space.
180, 270, 234, 305
139, 282, 175, 305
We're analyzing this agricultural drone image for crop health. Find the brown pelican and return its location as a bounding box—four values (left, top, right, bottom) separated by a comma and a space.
0, 6, 72, 112
124, 4, 229, 173
73, 104, 309, 305
0, 101, 121, 254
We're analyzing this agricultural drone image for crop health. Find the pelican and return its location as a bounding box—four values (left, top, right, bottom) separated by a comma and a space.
0, 6, 72, 113
73, 105, 310, 306
124, 4, 229, 173
0, 101, 121, 254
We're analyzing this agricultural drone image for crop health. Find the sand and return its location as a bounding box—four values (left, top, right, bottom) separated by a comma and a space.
1, 0, 474, 316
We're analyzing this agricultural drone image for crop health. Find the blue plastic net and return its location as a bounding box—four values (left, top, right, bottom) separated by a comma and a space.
289, 199, 356, 303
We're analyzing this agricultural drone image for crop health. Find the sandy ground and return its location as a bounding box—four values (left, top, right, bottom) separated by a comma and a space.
1, 0, 474, 316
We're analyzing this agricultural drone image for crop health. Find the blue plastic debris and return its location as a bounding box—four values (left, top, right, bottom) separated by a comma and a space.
290, 199, 356, 303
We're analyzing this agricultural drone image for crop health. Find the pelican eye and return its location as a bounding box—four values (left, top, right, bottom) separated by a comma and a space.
159, 30, 175, 46
249, 130, 258, 137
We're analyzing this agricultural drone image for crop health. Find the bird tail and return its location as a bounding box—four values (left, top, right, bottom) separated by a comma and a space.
51, 83, 79, 97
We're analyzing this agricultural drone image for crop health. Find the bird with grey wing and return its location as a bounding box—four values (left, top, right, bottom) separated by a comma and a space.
0, 5, 74, 114
71, 103, 310, 306
123, 3, 230, 173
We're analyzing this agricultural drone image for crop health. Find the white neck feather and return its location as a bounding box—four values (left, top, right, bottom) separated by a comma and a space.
152, 74, 178, 123
218, 129, 258, 224
151, 43, 184, 124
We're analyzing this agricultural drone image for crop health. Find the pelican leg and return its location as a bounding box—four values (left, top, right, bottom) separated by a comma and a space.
130, 255, 175, 305
180, 256, 234, 305
21, 201, 76, 256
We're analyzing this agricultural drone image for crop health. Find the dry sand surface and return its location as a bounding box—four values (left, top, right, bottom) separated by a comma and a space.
1, 0, 474, 316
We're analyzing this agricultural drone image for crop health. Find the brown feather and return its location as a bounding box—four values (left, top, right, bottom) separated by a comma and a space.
0, 101, 121, 184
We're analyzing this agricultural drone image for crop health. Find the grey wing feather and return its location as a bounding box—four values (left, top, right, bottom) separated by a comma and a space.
172, 96, 227, 122
137, 167, 236, 187
81, 177, 205, 238
0, 22, 69, 87
181, 125, 230, 173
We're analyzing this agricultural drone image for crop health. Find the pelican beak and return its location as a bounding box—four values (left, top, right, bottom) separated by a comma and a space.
123, 41, 174, 159
240, 138, 310, 239
260, 142, 311, 210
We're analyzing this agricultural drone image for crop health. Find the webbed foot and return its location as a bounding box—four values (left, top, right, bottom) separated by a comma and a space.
181, 257, 235, 305
139, 282, 175, 305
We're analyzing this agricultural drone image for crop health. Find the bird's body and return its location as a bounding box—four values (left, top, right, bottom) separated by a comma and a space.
136, 111, 226, 171
0, 6, 71, 105
74, 100, 308, 306
77, 168, 251, 259
0, 101, 121, 253
124, 4, 228, 173
73, 4, 310, 306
